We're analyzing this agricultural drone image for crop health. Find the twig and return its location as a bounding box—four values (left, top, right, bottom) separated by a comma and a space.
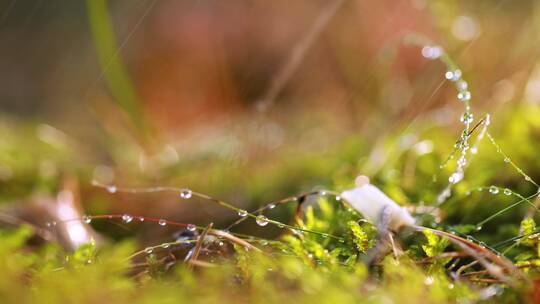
457, 261, 479, 276
418, 251, 468, 264
188, 223, 213, 270
468, 278, 502, 284
416, 226, 528, 286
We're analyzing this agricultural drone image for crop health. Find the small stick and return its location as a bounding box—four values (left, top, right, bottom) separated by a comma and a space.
457, 261, 479, 276
387, 232, 400, 259
460, 263, 536, 279
189, 260, 216, 268
418, 227, 527, 286
418, 252, 468, 264
210, 229, 261, 252
523, 194, 540, 221
468, 278, 501, 284
188, 223, 213, 270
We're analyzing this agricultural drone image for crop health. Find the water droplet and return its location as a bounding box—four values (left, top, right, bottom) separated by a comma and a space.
277, 223, 285, 228
489, 186, 499, 195
158, 219, 167, 226
338, 238, 345, 243
460, 112, 474, 124
448, 172, 463, 184
138, 216, 145, 222
161, 243, 170, 249
445, 69, 462, 81
525, 175, 532, 182
320, 191, 327, 196
218, 241, 224, 247
476, 225, 482, 231
290, 228, 302, 236
144, 247, 153, 254
46, 221, 57, 227
457, 91, 471, 102
335, 196, 342, 201
503, 188, 512, 196
448, 283, 455, 289
237, 210, 248, 217
106, 185, 117, 193
470, 147, 478, 154
421, 45, 442, 59
437, 188, 452, 204
121, 214, 133, 223
255, 215, 269, 226
82, 215, 92, 224
457, 80, 468, 91
187, 224, 197, 232
321, 234, 328, 238
180, 189, 192, 199
424, 276, 434, 285
267, 203, 276, 209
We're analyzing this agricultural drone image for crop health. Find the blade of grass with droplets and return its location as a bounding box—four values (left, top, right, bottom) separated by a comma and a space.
476, 192, 540, 227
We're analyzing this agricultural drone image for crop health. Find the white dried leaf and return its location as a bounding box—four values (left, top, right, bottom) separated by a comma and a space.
341, 176, 415, 231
